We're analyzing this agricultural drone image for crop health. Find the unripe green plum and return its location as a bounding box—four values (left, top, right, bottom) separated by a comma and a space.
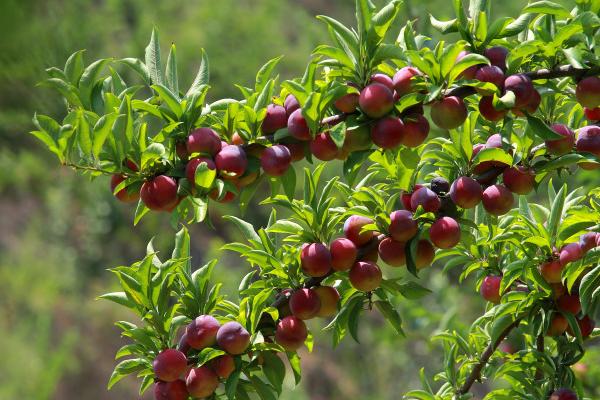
430, 96, 468, 130
329, 238, 357, 271
310, 132, 339, 161
429, 217, 461, 249
289, 288, 321, 320
480, 275, 502, 304
300, 243, 332, 277
186, 128, 222, 156
153, 349, 188, 382
540, 260, 563, 284
261, 104, 287, 134
370, 116, 404, 149
343, 215, 376, 246
275, 316, 308, 351
401, 114, 430, 147
216, 321, 251, 355
449, 176, 482, 209
575, 76, 600, 108
210, 355, 235, 379
186, 315, 220, 350
546, 124, 575, 155
261, 145, 292, 176
154, 380, 188, 400
410, 187, 441, 213
359, 83, 394, 118
482, 184, 514, 216
287, 109, 311, 141
349, 261, 382, 292
313, 286, 340, 317
378, 237, 406, 267
389, 210, 418, 242
502, 166, 535, 195
185, 367, 219, 398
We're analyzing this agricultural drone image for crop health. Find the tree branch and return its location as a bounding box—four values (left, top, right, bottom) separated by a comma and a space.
535, 333, 545, 380
456, 318, 522, 395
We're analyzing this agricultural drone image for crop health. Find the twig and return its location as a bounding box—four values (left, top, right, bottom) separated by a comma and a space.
456, 318, 522, 395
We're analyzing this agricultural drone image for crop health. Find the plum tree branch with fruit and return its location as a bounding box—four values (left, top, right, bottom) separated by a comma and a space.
30, 0, 600, 399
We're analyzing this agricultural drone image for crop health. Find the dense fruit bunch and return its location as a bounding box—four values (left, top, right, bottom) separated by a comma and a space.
32, 0, 600, 399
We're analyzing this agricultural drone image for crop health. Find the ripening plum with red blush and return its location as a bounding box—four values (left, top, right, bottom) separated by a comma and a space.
559, 242, 583, 266
287, 109, 312, 141
584, 107, 600, 121
410, 187, 441, 213
349, 261, 382, 292
110, 174, 139, 203
455, 51, 482, 79
389, 210, 418, 242
502, 166, 535, 195
215, 145, 247, 178
429, 217, 461, 249
576, 125, 600, 157
415, 240, 435, 269
549, 388, 578, 400
401, 114, 430, 147
343, 215, 376, 246
359, 83, 394, 118
141, 175, 179, 211
210, 355, 235, 379
575, 76, 600, 108
475, 65, 505, 93
186, 127, 222, 156
540, 259, 563, 284
334, 93, 359, 114
216, 321, 250, 355
154, 380, 188, 400
261, 145, 292, 176
579, 232, 599, 253
479, 96, 507, 122
185, 367, 219, 398
275, 316, 308, 351
546, 124, 575, 155
284, 94, 300, 116
378, 237, 406, 267
329, 238, 357, 271
310, 132, 339, 161
547, 313, 568, 336
370, 116, 404, 149
484, 46, 508, 71
482, 184, 513, 216
313, 286, 340, 317
289, 288, 321, 320
401, 184, 423, 211
392, 66, 421, 96
449, 176, 482, 209
300, 243, 332, 277
430, 96, 468, 130
370, 73, 394, 90
504, 74, 535, 108
557, 294, 582, 315
186, 315, 220, 350
153, 349, 188, 382
480, 275, 502, 304
261, 104, 287, 134
512, 89, 541, 116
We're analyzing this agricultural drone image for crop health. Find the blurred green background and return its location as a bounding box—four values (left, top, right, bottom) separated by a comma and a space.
1, 0, 598, 399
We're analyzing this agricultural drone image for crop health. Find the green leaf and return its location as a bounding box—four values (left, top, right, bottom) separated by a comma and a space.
119, 58, 151, 85
152, 84, 183, 117
194, 161, 217, 190
547, 185, 566, 246
374, 300, 404, 335
141, 143, 166, 169
262, 352, 286, 394
186, 49, 210, 98
77, 109, 92, 155
471, 147, 513, 167
398, 280, 432, 299
165, 44, 179, 96
107, 358, 147, 389
526, 114, 563, 140
145, 28, 164, 86
522, 1, 571, 18
448, 53, 488, 83
79, 59, 111, 108
224, 216, 261, 243
97, 292, 137, 309
281, 167, 296, 201
64, 50, 86, 85
256, 56, 283, 92
429, 15, 458, 34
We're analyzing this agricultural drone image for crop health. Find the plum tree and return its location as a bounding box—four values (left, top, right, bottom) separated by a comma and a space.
216, 321, 251, 355
31, 1, 600, 399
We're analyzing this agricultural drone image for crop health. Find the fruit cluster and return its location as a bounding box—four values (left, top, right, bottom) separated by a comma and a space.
152, 316, 250, 400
